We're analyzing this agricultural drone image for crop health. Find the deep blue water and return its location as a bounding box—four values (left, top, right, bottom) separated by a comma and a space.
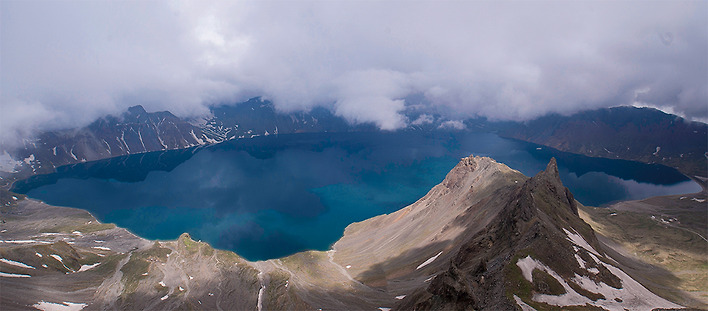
12, 132, 700, 260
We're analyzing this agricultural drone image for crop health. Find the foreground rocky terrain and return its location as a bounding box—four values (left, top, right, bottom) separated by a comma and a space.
580, 192, 708, 306
1, 156, 702, 310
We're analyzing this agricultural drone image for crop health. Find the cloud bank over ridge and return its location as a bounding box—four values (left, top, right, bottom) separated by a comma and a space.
1, 1, 706, 144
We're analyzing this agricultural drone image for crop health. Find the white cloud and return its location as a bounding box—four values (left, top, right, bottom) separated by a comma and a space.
1, 0, 706, 146
438, 120, 466, 131
411, 114, 435, 126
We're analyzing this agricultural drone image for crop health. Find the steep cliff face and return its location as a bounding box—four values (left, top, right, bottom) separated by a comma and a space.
0, 157, 691, 310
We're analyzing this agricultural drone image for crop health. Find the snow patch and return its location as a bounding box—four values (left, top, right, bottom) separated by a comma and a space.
653, 146, 661, 156
190, 130, 205, 145
78, 263, 100, 272
416, 251, 443, 270
23, 154, 35, 165
0, 271, 31, 277
395, 295, 406, 300
32, 301, 87, 311
514, 295, 538, 311
257, 270, 265, 311
516, 256, 538, 282
378, 308, 391, 311
93, 246, 111, 251
157, 133, 168, 149
691, 198, 706, 203
36, 252, 43, 258
69, 147, 78, 161
138, 130, 147, 151
571, 261, 682, 310
0, 258, 35, 269
160, 295, 169, 301
563, 228, 599, 256
102, 140, 111, 154
574, 254, 587, 270
50, 254, 74, 272
1, 240, 51, 244
516, 255, 682, 310
120, 132, 131, 153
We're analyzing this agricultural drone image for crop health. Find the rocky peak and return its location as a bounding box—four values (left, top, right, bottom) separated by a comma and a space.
535, 157, 561, 186
121, 105, 149, 124
442, 156, 509, 191
126, 105, 147, 116
527, 157, 578, 216
400, 157, 627, 310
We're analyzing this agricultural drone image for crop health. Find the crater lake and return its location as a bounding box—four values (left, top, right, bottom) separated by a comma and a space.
12, 131, 701, 260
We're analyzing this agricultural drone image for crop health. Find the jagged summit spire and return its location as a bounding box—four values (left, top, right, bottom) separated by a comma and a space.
534, 157, 564, 188
528, 157, 579, 216
545, 157, 558, 175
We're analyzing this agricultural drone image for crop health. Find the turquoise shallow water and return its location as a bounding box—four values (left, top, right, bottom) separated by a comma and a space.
13, 131, 700, 260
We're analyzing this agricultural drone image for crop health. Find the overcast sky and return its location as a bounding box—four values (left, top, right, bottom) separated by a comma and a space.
1, 0, 706, 144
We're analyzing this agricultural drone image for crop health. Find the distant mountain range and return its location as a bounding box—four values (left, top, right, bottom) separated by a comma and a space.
1, 101, 706, 188
0, 98, 368, 187
497, 106, 708, 179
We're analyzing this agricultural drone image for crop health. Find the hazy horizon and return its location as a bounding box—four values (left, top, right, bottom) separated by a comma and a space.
2, 0, 706, 146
